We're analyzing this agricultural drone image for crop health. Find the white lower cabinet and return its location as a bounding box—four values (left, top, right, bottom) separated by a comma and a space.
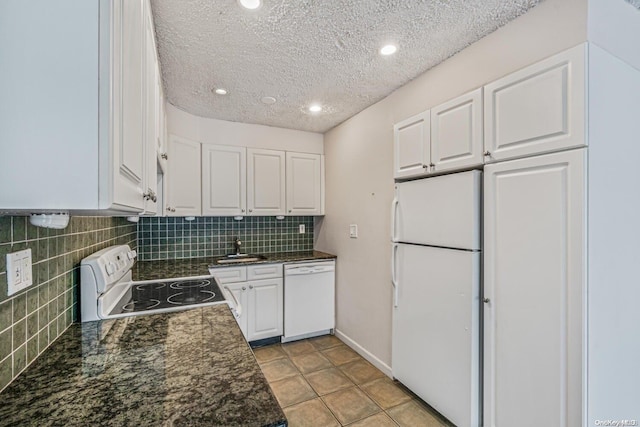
224, 281, 249, 338
483, 148, 585, 427
247, 278, 284, 341
212, 264, 283, 342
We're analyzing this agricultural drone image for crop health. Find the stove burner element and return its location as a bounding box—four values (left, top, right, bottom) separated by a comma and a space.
169, 280, 210, 290
122, 299, 161, 312
167, 291, 216, 305
136, 283, 166, 291
109, 276, 225, 316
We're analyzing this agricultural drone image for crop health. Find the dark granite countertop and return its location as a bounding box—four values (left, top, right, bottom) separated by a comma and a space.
0, 305, 287, 427
133, 250, 336, 281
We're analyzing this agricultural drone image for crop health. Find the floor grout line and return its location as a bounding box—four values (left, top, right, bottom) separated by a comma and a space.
257, 336, 450, 427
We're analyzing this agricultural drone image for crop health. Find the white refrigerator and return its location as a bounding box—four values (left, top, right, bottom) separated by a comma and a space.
391, 170, 481, 427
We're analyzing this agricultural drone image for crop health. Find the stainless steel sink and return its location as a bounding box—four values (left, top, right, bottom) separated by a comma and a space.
212, 254, 267, 265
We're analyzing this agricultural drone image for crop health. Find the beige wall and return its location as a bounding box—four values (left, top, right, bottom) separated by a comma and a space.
167, 104, 324, 154
315, 0, 588, 371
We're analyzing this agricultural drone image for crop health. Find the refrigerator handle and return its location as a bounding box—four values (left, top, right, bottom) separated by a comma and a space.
391, 197, 399, 242
391, 243, 399, 307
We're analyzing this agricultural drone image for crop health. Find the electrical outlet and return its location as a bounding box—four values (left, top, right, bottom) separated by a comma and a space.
299, 224, 305, 234
6, 249, 32, 296
349, 224, 358, 238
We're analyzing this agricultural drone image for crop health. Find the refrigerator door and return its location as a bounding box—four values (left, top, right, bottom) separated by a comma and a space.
395, 170, 481, 250
392, 243, 480, 427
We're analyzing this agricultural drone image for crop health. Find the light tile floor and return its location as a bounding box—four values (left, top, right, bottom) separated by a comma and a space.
254, 335, 454, 427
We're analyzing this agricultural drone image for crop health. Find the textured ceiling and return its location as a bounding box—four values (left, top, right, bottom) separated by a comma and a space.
151, 0, 540, 133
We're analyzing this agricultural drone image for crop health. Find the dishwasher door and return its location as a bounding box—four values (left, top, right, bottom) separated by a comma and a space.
283, 261, 335, 342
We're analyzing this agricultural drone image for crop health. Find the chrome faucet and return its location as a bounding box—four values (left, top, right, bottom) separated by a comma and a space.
234, 237, 242, 255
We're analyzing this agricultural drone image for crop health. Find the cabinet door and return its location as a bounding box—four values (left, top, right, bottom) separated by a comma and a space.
484, 44, 586, 162
393, 111, 430, 179
142, 4, 158, 215
247, 148, 286, 216
224, 282, 249, 340
431, 88, 483, 173
286, 152, 321, 215
247, 278, 283, 341
484, 149, 585, 427
202, 145, 246, 216
166, 136, 201, 216
114, 0, 145, 210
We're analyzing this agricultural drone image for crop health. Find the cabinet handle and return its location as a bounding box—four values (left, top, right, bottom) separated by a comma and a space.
242, 286, 246, 291
166, 207, 176, 213
483, 151, 491, 157
483, 298, 491, 304
241, 209, 245, 213
143, 189, 157, 203
422, 164, 428, 169
429, 163, 435, 168
249, 285, 254, 289
249, 209, 253, 213
161, 153, 168, 160
288, 209, 292, 213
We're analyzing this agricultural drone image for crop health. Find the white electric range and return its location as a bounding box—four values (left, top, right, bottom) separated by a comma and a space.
80, 245, 229, 322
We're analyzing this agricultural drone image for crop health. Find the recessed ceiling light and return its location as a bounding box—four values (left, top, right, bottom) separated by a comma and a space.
380, 44, 398, 56
238, 0, 262, 10
309, 104, 322, 113
214, 88, 228, 95
261, 96, 277, 105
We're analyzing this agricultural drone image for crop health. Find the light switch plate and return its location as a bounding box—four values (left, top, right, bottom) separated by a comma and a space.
6, 248, 33, 296
349, 224, 358, 238
299, 224, 305, 234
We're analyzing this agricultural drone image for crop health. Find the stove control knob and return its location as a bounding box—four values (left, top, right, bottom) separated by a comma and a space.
127, 250, 137, 260
105, 263, 116, 276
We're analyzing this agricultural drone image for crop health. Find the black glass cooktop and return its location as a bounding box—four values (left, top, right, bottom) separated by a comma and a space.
110, 277, 225, 316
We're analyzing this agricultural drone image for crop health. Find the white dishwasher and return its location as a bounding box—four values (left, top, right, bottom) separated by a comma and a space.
283, 261, 335, 343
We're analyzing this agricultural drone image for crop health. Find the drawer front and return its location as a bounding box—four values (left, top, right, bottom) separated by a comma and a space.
209, 266, 247, 284
247, 263, 283, 280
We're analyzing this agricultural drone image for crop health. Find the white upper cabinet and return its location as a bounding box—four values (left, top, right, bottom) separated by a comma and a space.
202, 144, 247, 216
484, 44, 586, 162
393, 111, 431, 179
247, 148, 286, 216
431, 88, 483, 173
142, 1, 159, 215
0, 0, 163, 214
166, 136, 201, 216
286, 152, 322, 215
115, 0, 146, 211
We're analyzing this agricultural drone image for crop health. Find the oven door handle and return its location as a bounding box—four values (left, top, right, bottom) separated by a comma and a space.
223, 286, 242, 318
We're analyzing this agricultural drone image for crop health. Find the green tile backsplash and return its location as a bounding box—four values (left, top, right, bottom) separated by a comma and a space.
0, 216, 136, 392
137, 216, 314, 260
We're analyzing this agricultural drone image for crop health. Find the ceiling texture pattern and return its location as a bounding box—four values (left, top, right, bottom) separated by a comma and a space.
151, 0, 540, 133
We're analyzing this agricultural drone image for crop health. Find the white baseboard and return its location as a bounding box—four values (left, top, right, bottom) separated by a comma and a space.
334, 328, 393, 378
